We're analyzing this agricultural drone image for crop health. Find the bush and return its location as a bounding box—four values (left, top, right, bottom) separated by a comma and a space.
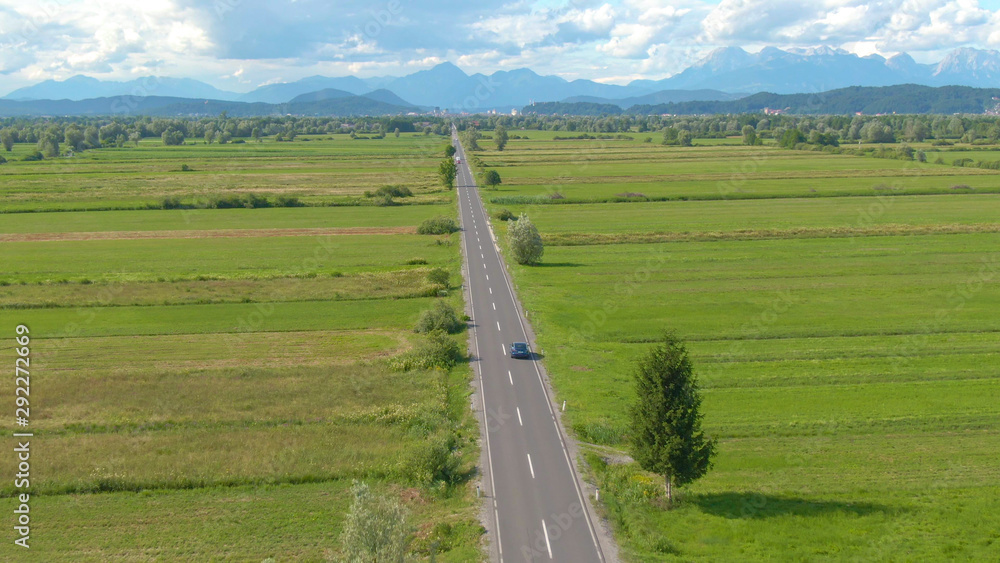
415, 301, 463, 334
427, 268, 450, 288
418, 216, 458, 235
411, 434, 463, 486
372, 194, 395, 207
180, 164, 192, 172
207, 194, 271, 209
0, 155, 6, 165
340, 481, 409, 562
274, 195, 304, 207
161, 196, 183, 210
497, 209, 516, 221
22, 151, 44, 162
365, 185, 413, 198
390, 331, 464, 371
242, 193, 270, 209
405, 258, 428, 265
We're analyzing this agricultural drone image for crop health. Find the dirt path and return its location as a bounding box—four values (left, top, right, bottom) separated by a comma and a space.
0, 226, 417, 242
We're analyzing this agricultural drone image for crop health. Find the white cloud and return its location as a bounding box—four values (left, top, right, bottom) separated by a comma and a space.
600, 23, 659, 58
3, 0, 1000, 93
471, 13, 559, 47
559, 3, 616, 33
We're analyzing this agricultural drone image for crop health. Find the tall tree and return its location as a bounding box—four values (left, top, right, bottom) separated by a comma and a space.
0, 129, 13, 152
462, 126, 481, 151
507, 213, 543, 265
629, 333, 715, 505
84, 126, 99, 149
494, 123, 509, 151
741, 125, 757, 146
37, 133, 60, 157
438, 158, 457, 189
64, 125, 85, 152
482, 169, 502, 189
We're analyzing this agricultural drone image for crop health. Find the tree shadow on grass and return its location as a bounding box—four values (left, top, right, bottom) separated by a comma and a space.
693, 492, 894, 520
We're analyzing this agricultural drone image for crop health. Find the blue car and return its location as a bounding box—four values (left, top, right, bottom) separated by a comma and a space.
510, 342, 530, 359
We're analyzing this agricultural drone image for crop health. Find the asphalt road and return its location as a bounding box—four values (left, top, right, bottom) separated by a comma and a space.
453, 132, 607, 563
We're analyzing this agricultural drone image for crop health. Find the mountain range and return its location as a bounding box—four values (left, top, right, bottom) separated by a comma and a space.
4, 46, 1000, 115
0, 93, 417, 118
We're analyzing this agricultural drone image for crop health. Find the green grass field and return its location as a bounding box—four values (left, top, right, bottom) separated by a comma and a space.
0, 135, 482, 561
478, 136, 1000, 202
480, 134, 1000, 560
0, 133, 451, 212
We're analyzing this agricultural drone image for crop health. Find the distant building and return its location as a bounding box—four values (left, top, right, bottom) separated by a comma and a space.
511, 108, 520, 116
763, 107, 787, 115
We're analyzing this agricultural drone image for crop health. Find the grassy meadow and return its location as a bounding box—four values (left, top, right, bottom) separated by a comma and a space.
476, 132, 1000, 560
0, 134, 451, 212
0, 134, 483, 561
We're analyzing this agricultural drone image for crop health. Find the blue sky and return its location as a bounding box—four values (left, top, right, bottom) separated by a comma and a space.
2, 0, 1000, 92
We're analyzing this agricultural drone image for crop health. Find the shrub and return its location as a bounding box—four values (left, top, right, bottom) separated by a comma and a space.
242, 193, 270, 209
161, 196, 183, 210
405, 258, 429, 265
340, 481, 410, 562
390, 331, 464, 371
418, 216, 458, 235
411, 434, 463, 486
0, 155, 6, 165
274, 195, 304, 207
365, 185, 413, 198
497, 209, 516, 221
415, 301, 463, 334
372, 194, 395, 207
180, 164, 192, 172
427, 268, 450, 288
22, 151, 44, 162
206, 193, 271, 209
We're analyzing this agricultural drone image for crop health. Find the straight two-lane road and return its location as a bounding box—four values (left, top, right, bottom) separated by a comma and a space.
453, 131, 609, 563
